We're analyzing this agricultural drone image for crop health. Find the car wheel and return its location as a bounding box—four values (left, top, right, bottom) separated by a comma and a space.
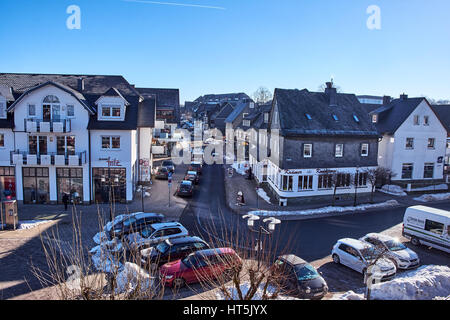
173, 278, 186, 289
411, 237, 421, 246
332, 254, 340, 264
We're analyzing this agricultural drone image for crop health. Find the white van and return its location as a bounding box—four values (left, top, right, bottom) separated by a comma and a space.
403, 206, 450, 253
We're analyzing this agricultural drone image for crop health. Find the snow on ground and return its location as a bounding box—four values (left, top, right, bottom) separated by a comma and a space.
215, 282, 299, 300
412, 184, 448, 192
378, 185, 407, 197
335, 265, 450, 300
0, 220, 52, 230
250, 200, 399, 217
414, 193, 450, 202
115, 262, 156, 295
257, 188, 271, 204
89, 239, 124, 273
232, 162, 249, 176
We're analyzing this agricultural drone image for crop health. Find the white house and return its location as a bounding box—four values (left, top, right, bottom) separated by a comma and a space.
371, 95, 447, 186
0, 73, 156, 204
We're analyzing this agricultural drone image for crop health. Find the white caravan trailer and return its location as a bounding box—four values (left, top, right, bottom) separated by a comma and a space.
403, 206, 450, 253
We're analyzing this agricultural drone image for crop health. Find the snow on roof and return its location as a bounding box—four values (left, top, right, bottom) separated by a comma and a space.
338, 238, 371, 250
409, 206, 450, 219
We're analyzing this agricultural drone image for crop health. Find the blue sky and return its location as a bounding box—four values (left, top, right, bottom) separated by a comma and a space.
1, 0, 449, 102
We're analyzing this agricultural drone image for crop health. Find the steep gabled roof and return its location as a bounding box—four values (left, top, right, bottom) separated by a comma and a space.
431, 105, 450, 134
370, 97, 426, 135
212, 103, 235, 120
274, 88, 378, 137
0, 85, 15, 101
96, 87, 130, 106
225, 101, 248, 123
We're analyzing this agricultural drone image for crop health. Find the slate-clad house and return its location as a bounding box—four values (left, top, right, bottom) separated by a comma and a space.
0, 73, 155, 205
266, 83, 379, 201
210, 102, 236, 133
370, 95, 447, 186
430, 105, 450, 182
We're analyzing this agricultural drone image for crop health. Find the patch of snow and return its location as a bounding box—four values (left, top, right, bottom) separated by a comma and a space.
215, 282, 299, 300
414, 193, 450, 202
257, 188, 271, 204
379, 185, 407, 197
90, 239, 124, 273
115, 262, 156, 295
412, 184, 448, 192
1, 220, 53, 230
232, 162, 249, 176
250, 200, 399, 217
93, 231, 109, 245
338, 265, 450, 300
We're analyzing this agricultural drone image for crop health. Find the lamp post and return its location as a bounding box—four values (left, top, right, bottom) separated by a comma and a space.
354, 166, 359, 207
242, 214, 281, 270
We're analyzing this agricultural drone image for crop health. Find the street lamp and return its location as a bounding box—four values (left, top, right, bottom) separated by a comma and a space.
354, 166, 359, 207
242, 214, 281, 270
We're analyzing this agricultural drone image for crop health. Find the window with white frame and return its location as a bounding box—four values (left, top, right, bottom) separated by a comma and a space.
0, 102, 5, 119
102, 136, 121, 150
424, 116, 429, 126
0, 134, 4, 148
101, 105, 122, 119
264, 113, 269, 123
361, 143, 369, 157
243, 120, 250, 127
66, 105, 75, 117
402, 163, 413, 179
318, 174, 333, 189
28, 104, 36, 117
335, 144, 344, 157
413, 115, 420, 125
303, 144, 312, 158
356, 172, 368, 187
406, 138, 414, 149
282, 175, 293, 191
372, 114, 378, 123
423, 163, 434, 179
428, 138, 435, 149
298, 175, 314, 191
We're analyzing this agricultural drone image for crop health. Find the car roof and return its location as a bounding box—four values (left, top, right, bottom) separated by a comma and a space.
167, 236, 206, 245
150, 222, 184, 229
363, 233, 396, 242
190, 248, 235, 258
187, 171, 197, 175
338, 238, 372, 250
133, 212, 164, 219
191, 161, 202, 165
181, 180, 192, 185
277, 254, 307, 266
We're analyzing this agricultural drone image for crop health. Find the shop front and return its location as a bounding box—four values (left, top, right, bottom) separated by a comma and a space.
56, 168, 83, 204
93, 168, 127, 204
22, 167, 50, 204
0, 167, 16, 201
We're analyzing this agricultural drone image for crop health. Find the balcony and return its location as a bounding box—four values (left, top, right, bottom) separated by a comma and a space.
24, 118, 72, 133
11, 151, 87, 166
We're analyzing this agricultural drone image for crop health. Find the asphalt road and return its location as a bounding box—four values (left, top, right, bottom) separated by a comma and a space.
179, 163, 450, 263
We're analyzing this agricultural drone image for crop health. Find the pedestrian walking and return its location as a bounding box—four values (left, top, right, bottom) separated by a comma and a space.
62, 193, 69, 211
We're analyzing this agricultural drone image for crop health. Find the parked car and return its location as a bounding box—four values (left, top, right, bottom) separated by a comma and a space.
140, 236, 210, 272
271, 255, 328, 299
331, 238, 397, 281
189, 161, 203, 175
403, 206, 450, 253
155, 166, 169, 180
160, 248, 242, 288
184, 171, 200, 185
176, 180, 194, 197
162, 160, 175, 173
360, 233, 420, 269
125, 222, 189, 251
106, 212, 164, 240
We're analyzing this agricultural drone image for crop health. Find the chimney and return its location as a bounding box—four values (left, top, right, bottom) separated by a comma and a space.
400, 93, 408, 100
77, 77, 85, 92
382, 95, 391, 105
325, 82, 337, 106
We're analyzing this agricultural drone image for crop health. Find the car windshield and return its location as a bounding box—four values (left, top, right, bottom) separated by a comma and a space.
156, 241, 170, 254
360, 247, 377, 261
295, 264, 319, 281
159, 168, 167, 173
384, 240, 407, 252
141, 226, 156, 238
162, 161, 173, 166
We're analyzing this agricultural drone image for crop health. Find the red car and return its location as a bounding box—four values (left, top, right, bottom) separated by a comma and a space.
160, 248, 242, 288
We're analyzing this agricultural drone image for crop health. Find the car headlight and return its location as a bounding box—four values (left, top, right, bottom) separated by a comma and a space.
305, 287, 311, 294
164, 275, 174, 280
399, 258, 409, 263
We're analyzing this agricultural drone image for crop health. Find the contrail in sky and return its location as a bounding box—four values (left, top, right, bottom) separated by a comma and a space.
122, 0, 226, 10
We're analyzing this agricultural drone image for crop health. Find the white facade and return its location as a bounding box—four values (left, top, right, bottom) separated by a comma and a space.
378, 100, 447, 182
0, 83, 153, 204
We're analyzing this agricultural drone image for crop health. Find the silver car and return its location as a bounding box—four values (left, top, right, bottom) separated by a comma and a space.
125, 222, 189, 251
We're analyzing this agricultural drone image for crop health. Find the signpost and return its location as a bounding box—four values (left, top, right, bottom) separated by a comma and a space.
168, 172, 173, 207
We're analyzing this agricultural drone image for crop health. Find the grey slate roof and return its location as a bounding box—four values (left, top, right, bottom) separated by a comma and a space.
370, 97, 426, 135
0, 73, 155, 130
432, 105, 450, 133
274, 88, 379, 137
138, 97, 156, 128
136, 88, 180, 124
0, 85, 15, 101
225, 101, 248, 123
195, 92, 252, 103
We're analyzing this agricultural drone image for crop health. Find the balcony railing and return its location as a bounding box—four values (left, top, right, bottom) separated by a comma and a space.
24, 118, 72, 133
10, 151, 87, 166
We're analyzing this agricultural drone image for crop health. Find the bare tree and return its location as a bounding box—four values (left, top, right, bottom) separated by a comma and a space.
253, 87, 273, 104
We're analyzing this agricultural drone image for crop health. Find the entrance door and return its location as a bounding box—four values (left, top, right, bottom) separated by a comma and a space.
93, 168, 127, 204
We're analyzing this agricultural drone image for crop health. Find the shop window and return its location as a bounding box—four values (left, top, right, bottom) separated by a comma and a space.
423, 163, 434, 179
298, 175, 313, 191
318, 174, 333, 189
402, 163, 413, 179
57, 168, 83, 204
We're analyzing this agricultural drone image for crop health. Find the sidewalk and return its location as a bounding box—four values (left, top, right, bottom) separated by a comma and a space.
223, 164, 447, 221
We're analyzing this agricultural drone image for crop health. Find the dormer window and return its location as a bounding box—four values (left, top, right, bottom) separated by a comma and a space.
101, 105, 121, 119
243, 120, 250, 127
353, 115, 360, 123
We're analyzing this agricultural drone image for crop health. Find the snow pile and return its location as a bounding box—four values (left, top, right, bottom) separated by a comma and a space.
115, 262, 156, 295
369, 265, 450, 300
0, 220, 52, 230
250, 200, 399, 217
414, 193, 450, 202
337, 265, 450, 300
93, 231, 109, 245
412, 184, 448, 192
257, 188, 271, 204
215, 282, 299, 300
90, 239, 124, 273
232, 162, 249, 176
379, 185, 407, 197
